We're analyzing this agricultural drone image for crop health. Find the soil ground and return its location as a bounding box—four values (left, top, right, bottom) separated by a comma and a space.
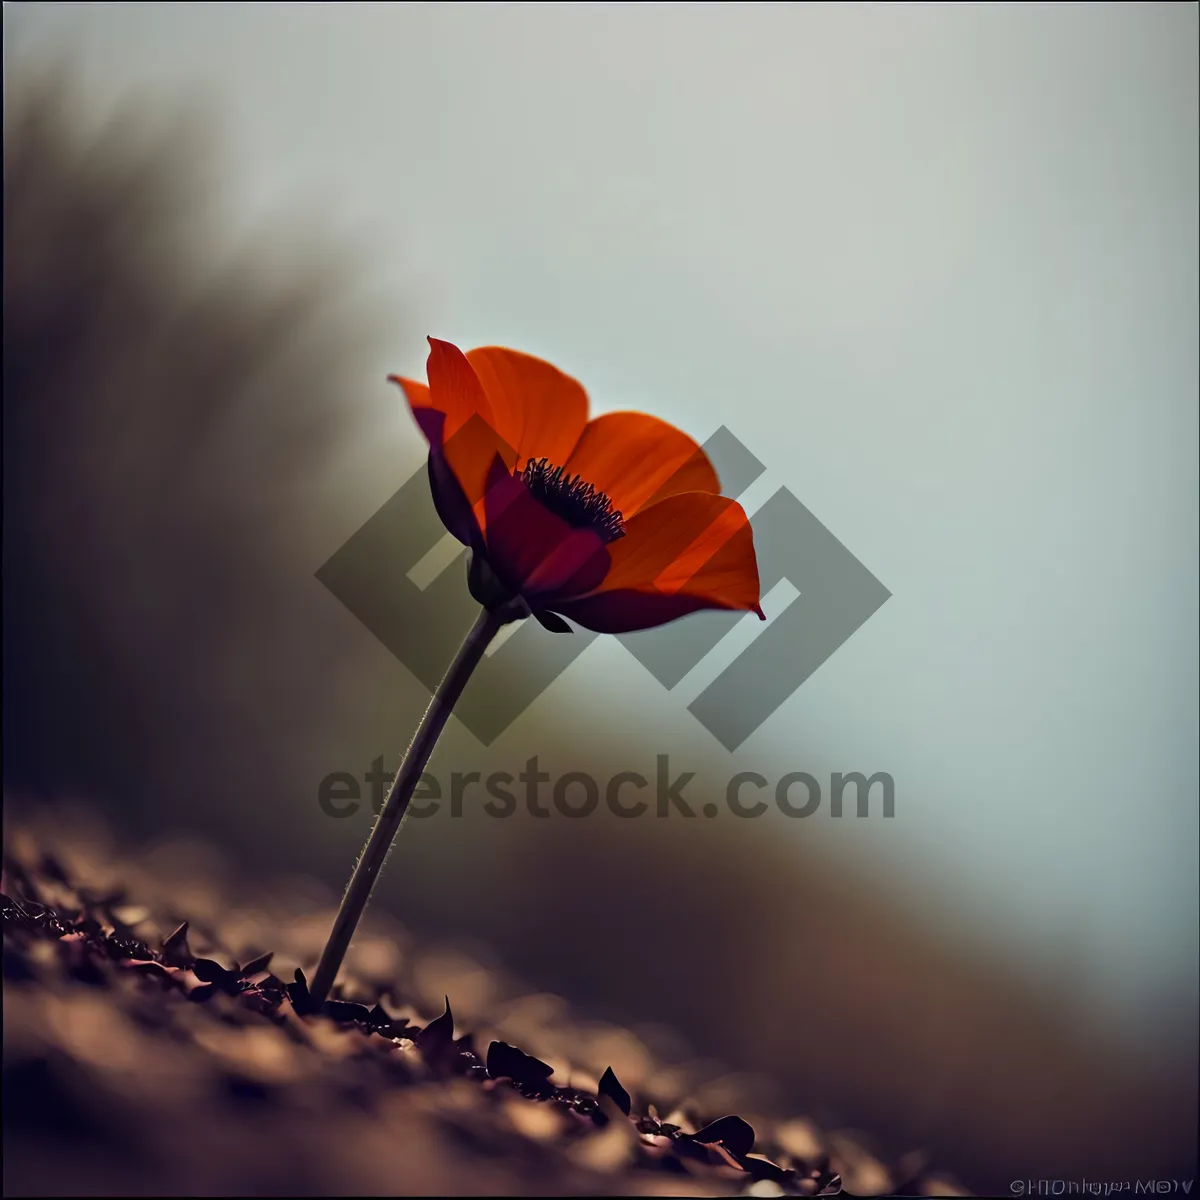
2, 816, 968, 1197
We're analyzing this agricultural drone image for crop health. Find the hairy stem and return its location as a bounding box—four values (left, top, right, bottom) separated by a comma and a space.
309, 605, 503, 1007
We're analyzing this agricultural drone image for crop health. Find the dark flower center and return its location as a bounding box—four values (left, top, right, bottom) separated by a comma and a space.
520, 457, 625, 544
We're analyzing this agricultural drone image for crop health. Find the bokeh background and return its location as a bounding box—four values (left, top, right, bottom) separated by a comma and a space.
4, 2, 1197, 1193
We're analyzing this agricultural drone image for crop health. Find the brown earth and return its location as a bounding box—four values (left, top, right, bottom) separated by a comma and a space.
2, 814, 968, 1197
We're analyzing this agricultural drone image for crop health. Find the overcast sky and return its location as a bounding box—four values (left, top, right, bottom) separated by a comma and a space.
7, 1, 1198, 1056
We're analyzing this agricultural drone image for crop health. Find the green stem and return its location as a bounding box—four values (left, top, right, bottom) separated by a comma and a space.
309, 605, 504, 1008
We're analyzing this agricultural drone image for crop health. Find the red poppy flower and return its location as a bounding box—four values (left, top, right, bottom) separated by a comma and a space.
390, 338, 765, 635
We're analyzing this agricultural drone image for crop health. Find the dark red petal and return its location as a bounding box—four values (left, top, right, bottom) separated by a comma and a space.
422, 412, 483, 547
438, 412, 518, 539
554, 589, 744, 635
482, 465, 610, 602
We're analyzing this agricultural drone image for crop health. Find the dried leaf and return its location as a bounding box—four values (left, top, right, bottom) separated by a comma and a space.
161, 920, 193, 966
285, 967, 313, 1014
323, 999, 373, 1024
485, 1040, 554, 1089
691, 1114, 755, 1156
415, 996, 456, 1059
238, 951, 274, 979
598, 1065, 632, 1116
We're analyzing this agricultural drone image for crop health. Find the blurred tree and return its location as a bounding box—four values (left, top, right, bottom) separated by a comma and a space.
2, 72, 394, 833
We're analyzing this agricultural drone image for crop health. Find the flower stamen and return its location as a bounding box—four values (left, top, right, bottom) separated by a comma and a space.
520, 457, 625, 544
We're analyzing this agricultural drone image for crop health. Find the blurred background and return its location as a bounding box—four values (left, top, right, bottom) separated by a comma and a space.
4, 2, 1197, 1193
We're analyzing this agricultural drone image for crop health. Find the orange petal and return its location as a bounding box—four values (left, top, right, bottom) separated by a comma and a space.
439, 413, 517, 538
390, 340, 518, 536
391, 375, 431, 410
566, 491, 763, 620
388, 376, 443, 446
563, 412, 720, 519
387, 382, 503, 543
388, 337, 508, 447
426, 337, 496, 439
465, 346, 589, 472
